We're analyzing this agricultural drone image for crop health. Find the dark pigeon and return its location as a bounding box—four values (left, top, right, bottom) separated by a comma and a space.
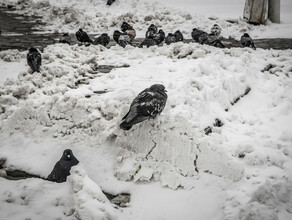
107, 0, 115, 6
207, 33, 225, 48
154, 29, 165, 45
76, 28, 93, 43
241, 33, 256, 50
165, 33, 176, 45
113, 30, 131, 48
93, 33, 110, 47
210, 24, 221, 37
198, 32, 209, 45
212, 39, 226, 48
27, 48, 41, 73
47, 149, 79, 183
191, 28, 206, 42
59, 33, 71, 45
146, 24, 158, 38
121, 22, 136, 43
120, 84, 168, 130
139, 37, 157, 48
174, 30, 184, 42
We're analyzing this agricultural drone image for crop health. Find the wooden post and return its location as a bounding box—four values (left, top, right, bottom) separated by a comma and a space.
268, 0, 280, 23
243, 0, 268, 24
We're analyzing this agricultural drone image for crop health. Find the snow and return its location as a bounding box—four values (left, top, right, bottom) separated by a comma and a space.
0, 0, 292, 220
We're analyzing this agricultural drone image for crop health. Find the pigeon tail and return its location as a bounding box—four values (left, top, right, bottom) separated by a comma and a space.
120, 121, 133, 130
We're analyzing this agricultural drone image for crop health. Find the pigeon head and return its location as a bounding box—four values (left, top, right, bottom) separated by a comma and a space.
150, 84, 166, 92
62, 149, 74, 161
213, 24, 219, 27
101, 33, 108, 37
29, 47, 38, 53
148, 24, 158, 33
243, 33, 250, 37
79, 28, 83, 32
113, 30, 121, 42
121, 22, 130, 32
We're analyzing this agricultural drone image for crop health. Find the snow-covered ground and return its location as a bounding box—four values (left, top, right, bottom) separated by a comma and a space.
1, 0, 292, 220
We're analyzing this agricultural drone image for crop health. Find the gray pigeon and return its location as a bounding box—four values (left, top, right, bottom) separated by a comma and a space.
191, 28, 206, 42
47, 149, 79, 183
165, 33, 176, 45
76, 28, 93, 43
154, 29, 165, 45
146, 24, 158, 38
241, 33, 256, 50
93, 33, 110, 47
174, 30, 184, 42
27, 48, 41, 73
210, 24, 221, 37
59, 33, 71, 45
120, 84, 168, 130
113, 30, 131, 48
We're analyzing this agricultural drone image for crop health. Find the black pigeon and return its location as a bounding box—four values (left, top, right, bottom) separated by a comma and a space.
139, 37, 157, 48
76, 28, 93, 43
121, 22, 136, 43
120, 84, 168, 130
241, 33, 256, 50
107, 0, 115, 6
146, 24, 158, 38
93, 33, 110, 47
198, 32, 209, 45
59, 33, 71, 45
154, 29, 165, 45
27, 48, 41, 73
210, 24, 221, 37
174, 30, 184, 42
47, 149, 79, 183
113, 30, 131, 48
165, 33, 176, 45
191, 28, 206, 42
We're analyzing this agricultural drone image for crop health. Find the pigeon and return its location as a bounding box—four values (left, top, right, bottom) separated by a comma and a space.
211, 39, 226, 48
165, 33, 176, 45
207, 33, 225, 48
191, 28, 206, 42
76, 28, 93, 43
139, 37, 157, 48
113, 30, 131, 48
93, 33, 110, 47
174, 30, 184, 42
27, 48, 41, 73
241, 33, 256, 50
121, 22, 136, 43
198, 32, 209, 45
47, 149, 79, 183
120, 84, 168, 130
146, 24, 158, 38
107, 0, 115, 6
154, 29, 165, 45
59, 33, 71, 45
210, 24, 221, 37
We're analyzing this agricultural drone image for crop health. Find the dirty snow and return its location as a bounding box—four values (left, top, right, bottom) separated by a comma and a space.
0, 0, 292, 220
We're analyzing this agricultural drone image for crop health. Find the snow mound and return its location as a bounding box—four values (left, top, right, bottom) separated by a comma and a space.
69, 165, 117, 220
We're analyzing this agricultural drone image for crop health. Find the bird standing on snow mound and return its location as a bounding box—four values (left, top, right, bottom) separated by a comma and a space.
210, 24, 221, 37
76, 28, 93, 44
47, 149, 79, 183
93, 33, 110, 47
165, 33, 176, 45
121, 22, 136, 43
146, 24, 158, 38
241, 33, 256, 50
154, 29, 165, 45
174, 30, 184, 42
120, 84, 168, 130
27, 47, 41, 73
59, 33, 71, 45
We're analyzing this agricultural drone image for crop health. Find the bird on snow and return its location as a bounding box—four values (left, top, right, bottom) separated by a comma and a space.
210, 24, 221, 37
121, 22, 136, 43
93, 33, 110, 47
47, 149, 79, 183
59, 33, 71, 45
27, 47, 41, 73
174, 30, 184, 42
207, 33, 225, 48
107, 0, 115, 6
76, 28, 93, 44
191, 28, 206, 42
241, 33, 256, 50
120, 84, 168, 130
138, 37, 157, 48
198, 32, 209, 45
154, 29, 165, 45
146, 24, 158, 38
165, 33, 176, 45
113, 30, 131, 48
